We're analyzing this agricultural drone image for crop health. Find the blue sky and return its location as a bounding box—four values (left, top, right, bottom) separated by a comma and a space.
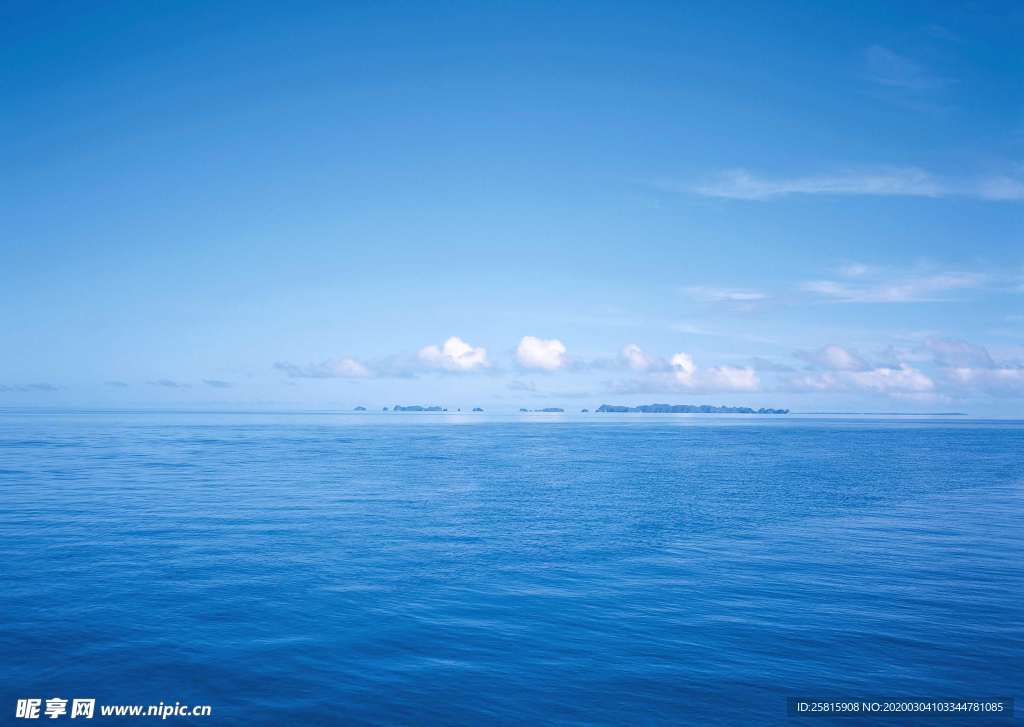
2, 1, 1022, 414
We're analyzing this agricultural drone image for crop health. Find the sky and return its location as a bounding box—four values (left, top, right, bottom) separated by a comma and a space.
1, 0, 1022, 415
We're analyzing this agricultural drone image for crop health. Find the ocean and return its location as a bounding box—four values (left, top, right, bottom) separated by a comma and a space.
1, 411, 1021, 724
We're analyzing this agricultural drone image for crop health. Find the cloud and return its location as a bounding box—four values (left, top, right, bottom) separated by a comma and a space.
872, 346, 905, 368
842, 263, 869, 278
917, 338, 994, 368
940, 367, 1024, 395
605, 346, 761, 394
795, 345, 872, 372
12, 383, 61, 392
418, 337, 489, 372
277, 336, 491, 379
509, 379, 587, 398
915, 338, 1024, 396
619, 343, 657, 371
604, 343, 676, 373
781, 365, 935, 394
508, 379, 536, 392
679, 168, 1023, 201
274, 359, 373, 379
515, 336, 579, 371
202, 379, 234, 389
921, 25, 963, 43
781, 337, 1024, 398
751, 357, 794, 372
147, 379, 190, 388
701, 365, 761, 392
106, 381, 129, 388
860, 46, 949, 90
801, 272, 984, 303
684, 287, 766, 301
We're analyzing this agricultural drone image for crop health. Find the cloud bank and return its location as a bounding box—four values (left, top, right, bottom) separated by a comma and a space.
604, 344, 761, 394
269, 333, 1024, 403
782, 339, 1024, 397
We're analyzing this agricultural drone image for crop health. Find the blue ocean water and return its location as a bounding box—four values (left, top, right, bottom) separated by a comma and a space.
1, 411, 1021, 725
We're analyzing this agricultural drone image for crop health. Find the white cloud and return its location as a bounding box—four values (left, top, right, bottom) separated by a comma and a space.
941, 367, 1024, 395
677, 168, 1023, 201
782, 337, 1024, 398
801, 272, 984, 303
841, 263, 869, 278
701, 365, 761, 392
275, 358, 373, 378
751, 357, 794, 372
277, 336, 488, 379
668, 352, 698, 386
795, 345, 872, 372
915, 338, 1024, 396
418, 336, 489, 372
684, 286, 766, 301
782, 365, 935, 394
861, 46, 948, 90
515, 336, 575, 371
619, 343, 662, 372
606, 348, 761, 394
917, 338, 994, 368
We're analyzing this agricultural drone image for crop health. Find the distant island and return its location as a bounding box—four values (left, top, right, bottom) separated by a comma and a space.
473, 407, 483, 412
581, 408, 588, 412
354, 406, 366, 411
518, 407, 565, 412
597, 404, 789, 414
393, 405, 443, 411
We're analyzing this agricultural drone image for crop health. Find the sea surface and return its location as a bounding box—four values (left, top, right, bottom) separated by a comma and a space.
1, 411, 1021, 725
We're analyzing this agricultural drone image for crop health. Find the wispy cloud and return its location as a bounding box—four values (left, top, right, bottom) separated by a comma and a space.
677, 168, 1024, 201
780, 365, 935, 394
794, 345, 872, 371
146, 379, 190, 388
860, 46, 950, 90
801, 272, 985, 303
508, 379, 536, 392
275, 359, 375, 379
917, 338, 994, 368
3, 383, 63, 392
684, 287, 766, 301
202, 379, 234, 389
592, 344, 673, 373
920, 25, 963, 43
751, 357, 794, 372
106, 381, 129, 388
